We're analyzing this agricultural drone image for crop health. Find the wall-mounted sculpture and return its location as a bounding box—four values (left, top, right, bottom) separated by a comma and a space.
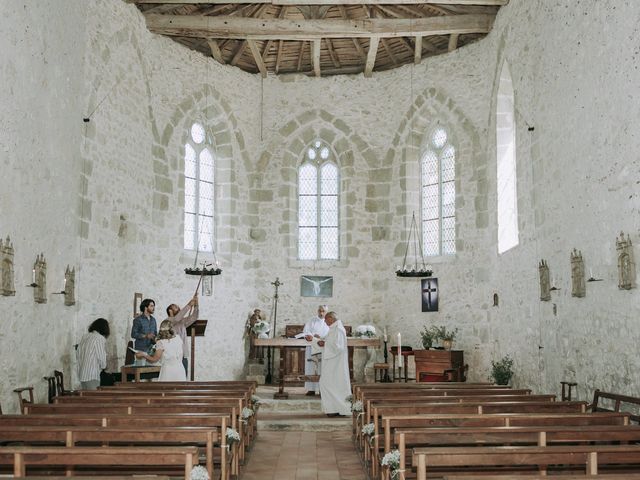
539, 259, 551, 301
34, 253, 47, 304
616, 232, 636, 290
0, 236, 16, 296
570, 248, 586, 298
64, 265, 75, 306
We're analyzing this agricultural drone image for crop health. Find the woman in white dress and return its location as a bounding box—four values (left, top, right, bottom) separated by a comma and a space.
135, 319, 186, 381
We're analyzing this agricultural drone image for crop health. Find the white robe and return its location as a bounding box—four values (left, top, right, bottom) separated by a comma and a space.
319, 320, 351, 416
303, 316, 330, 392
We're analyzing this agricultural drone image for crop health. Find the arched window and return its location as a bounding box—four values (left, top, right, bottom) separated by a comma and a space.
421, 126, 456, 256
497, 62, 519, 254
184, 122, 215, 252
298, 140, 339, 260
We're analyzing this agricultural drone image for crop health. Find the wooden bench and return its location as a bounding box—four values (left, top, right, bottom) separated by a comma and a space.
0, 425, 227, 480
442, 476, 640, 480
412, 444, 640, 480
0, 446, 199, 478
394, 424, 640, 480
591, 389, 640, 423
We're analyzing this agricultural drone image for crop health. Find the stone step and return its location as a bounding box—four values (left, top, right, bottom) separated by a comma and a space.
246, 374, 265, 384
246, 363, 265, 376
257, 398, 321, 413
258, 414, 351, 432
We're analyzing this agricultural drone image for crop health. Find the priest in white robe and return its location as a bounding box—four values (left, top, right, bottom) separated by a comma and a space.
303, 305, 330, 395
318, 311, 351, 417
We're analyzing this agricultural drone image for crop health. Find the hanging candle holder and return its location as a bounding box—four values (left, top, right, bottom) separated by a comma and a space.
396, 212, 433, 278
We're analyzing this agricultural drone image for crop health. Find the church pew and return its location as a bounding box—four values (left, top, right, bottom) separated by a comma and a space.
0, 446, 199, 478
392, 424, 640, 480
22, 402, 246, 469
0, 426, 227, 480
411, 444, 640, 480
442, 476, 640, 480
590, 389, 640, 423
15, 477, 169, 480
366, 401, 588, 476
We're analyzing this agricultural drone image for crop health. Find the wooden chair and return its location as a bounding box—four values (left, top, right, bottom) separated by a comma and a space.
589, 389, 640, 423
561, 381, 577, 401
44, 376, 57, 403
54, 370, 77, 396
373, 363, 391, 382
13, 387, 34, 414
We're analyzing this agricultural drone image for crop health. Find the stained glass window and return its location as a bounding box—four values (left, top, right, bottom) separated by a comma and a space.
497, 62, 519, 254
421, 127, 456, 256
184, 122, 215, 252
298, 141, 339, 260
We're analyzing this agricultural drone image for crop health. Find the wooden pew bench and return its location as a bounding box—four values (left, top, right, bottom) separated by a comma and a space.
0, 426, 228, 480
442, 476, 640, 480
0, 446, 199, 478
393, 424, 640, 480
412, 444, 640, 480
591, 389, 640, 423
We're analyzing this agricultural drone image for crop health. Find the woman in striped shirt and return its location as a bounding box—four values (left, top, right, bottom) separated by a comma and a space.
77, 318, 110, 390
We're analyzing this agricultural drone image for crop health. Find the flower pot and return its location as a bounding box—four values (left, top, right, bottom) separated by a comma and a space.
442, 339, 453, 351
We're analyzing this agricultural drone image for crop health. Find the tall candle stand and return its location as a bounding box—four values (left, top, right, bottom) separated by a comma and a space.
382, 339, 391, 382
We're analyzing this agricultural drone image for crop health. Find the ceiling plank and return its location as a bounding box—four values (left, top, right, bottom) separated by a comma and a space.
337, 4, 366, 62
380, 38, 397, 66
364, 36, 379, 77
128, 0, 508, 5
247, 39, 267, 77
325, 38, 341, 68
448, 32, 459, 51
207, 39, 225, 64
414, 35, 422, 63
275, 40, 284, 73
312, 39, 321, 77
261, 6, 288, 59
145, 13, 495, 40
230, 40, 246, 65
297, 40, 306, 71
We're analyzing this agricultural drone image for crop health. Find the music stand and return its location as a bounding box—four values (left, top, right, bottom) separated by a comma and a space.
186, 319, 207, 381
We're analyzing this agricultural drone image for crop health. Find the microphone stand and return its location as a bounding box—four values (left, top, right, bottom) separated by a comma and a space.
265, 277, 283, 384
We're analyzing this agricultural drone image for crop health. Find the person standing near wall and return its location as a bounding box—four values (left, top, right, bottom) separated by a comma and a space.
166, 295, 199, 376
303, 305, 330, 396
131, 298, 157, 351
77, 318, 110, 390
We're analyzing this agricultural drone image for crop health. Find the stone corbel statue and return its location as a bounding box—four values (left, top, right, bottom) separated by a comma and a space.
616, 232, 636, 290
539, 259, 551, 301
0, 236, 16, 296
34, 253, 47, 304
570, 249, 586, 298
64, 265, 75, 306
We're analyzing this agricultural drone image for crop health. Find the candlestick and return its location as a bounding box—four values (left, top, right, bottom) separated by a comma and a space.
383, 326, 388, 342
397, 333, 402, 382
589, 268, 593, 278
32, 269, 36, 284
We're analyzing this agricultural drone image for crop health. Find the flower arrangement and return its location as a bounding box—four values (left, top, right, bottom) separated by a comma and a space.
242, 407, 254, 420
190, 465, 209, 480
354, 325, 377, 338
351, 400, 363, 413
381, 449, 401, 480
226, 427, 240, 446
252, 320, 271, 338
361, 422, 375, 436
251, 395, 262, 405
420, 325, 439, 349
490, 355, 514, 385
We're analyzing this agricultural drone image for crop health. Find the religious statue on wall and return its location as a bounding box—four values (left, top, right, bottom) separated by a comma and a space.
246, 308, 266, 362
616, 232, 636, 290
539, 259, 551, 301
0, 236, 16, 296
570, 249, 586, 298
64, 265, 75, 306
34, 253, 47, 304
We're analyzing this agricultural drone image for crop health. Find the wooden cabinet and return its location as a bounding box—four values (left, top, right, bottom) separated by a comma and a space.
414, 349, 467, 382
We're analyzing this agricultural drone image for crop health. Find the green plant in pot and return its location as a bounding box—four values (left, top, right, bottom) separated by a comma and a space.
490, 355, 514, 385
420, 325, 438, 349
436, 326, 459, 350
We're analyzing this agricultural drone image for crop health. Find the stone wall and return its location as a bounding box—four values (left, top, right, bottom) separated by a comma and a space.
1, 0, 639, 412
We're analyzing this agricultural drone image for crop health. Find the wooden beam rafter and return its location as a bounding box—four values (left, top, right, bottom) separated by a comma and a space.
128, 0, 508, 5
448, 32, 459, 51
247, 39, 267, 77
145, 13, 495, 40
207, 39, 225, 64
414, 35, 422, 63
364, 36, 379, 77
380, 38, 397, 66
312, 39, 321, 77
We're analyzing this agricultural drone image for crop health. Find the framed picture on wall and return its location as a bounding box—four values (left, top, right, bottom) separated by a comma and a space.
421, 278, 438, 312
300, 275, 333, 297
133, 292, 143, 318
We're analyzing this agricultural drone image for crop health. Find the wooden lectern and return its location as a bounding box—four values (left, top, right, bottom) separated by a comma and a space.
186, 319, 207, 381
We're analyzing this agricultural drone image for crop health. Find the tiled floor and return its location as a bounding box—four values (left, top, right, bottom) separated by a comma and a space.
240, 431, 366, 480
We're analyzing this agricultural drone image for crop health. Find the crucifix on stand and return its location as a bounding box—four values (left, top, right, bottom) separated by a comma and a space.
265, 277, 283, 385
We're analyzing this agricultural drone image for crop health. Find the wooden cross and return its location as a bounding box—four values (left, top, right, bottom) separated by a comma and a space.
422, 280, 437, 310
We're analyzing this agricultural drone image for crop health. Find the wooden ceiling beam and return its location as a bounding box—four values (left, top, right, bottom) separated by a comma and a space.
325, 38, 341, 68
312, 39, 321, 77
261, 6, 288, 60
145, 13, 495, 40
414, 35, 422, 63
297, 40, 306, 71
128, 0, 508, 5
207, 39, 225, 64
336, 4, 366, 62
380, 38, 397, 66
247, 39, 267, 77
448, 33, 459, 51
275, 40, 284, 73
230, 40, 246, 65
364, 36, 379, 77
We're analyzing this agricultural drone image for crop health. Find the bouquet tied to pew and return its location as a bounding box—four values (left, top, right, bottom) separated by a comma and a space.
190, 465, 209, 480
381, 449, 401, 480
226, 427, 240, 448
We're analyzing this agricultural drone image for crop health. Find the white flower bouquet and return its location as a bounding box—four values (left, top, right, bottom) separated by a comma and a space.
226, 427, 240, 446
190, 465, 209, 480
381, 449, 401, 480
354, 325, 376, 338
252, 320, 271, 338
361, 422, 375, 436
351, 400, 363, 413
242, 407, 254, 419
